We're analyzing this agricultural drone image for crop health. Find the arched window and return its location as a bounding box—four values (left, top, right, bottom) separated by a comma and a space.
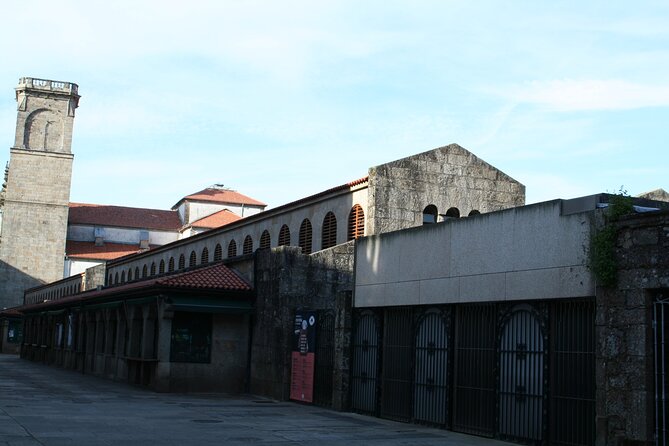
135, 267, 140, 279
423, 205, 438, 224
142, 265, 148, 278
299, 218, 312, 255
228, 240, 237, 258
150, 262, 156, 276
322, 211, 337, 249
278, 225, 291, 246
108, 273, 113, 285
168, 257, 175, 272
114, 272, 119, 284
259, 230, 271, 249
121, 271, 126, 283
214, 243, 222, 261
347, 204, 365, 240
201, 247, 209, 264
243, 235, 253, 255
128, 268, 133, 281
159, 259, 165, 274
178, 254, 185, 270
189, 250, 197, 267
468, 209, 480, 216
445, 207, 460, 219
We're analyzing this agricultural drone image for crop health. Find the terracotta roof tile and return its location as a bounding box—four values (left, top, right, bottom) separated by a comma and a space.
180, 188, 266, 207
69, 203, 182, 231
66, 241, 146, 260
189, 209, 241, 229
156, 262, 252, 291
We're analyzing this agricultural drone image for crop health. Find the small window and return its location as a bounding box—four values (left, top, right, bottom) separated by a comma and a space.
423, 205, 438, 224
178, 254, 185, 270
214, 243, 222, 261
150, 262, 156, 276
170, 312, 212, 363
243, 235, 253, 255
128, 268, 133, 281
142, 265, 148, 278
446, 207, 460, 219
278, 225, 291, 246
201, 247, 209, 264
159, 259, 165, 274
189, 251, 197, 267
259, 230, 271, 249
321, 212, 337, 249
468, 209, 481, 216
228, 240, 237, 258
114, 272, 119, 284
135, 267, 140, 279
299, 219, 312, 255
347, 204, 365, 240
120, 271, 126, 283
108, 273, 113, 285
168, 257, 175, 272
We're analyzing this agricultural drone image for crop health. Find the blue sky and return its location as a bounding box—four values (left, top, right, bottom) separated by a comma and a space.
0, 1, 667, 210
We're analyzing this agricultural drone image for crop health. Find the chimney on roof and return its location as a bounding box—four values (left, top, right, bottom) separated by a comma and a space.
94, 227, 104, 247
139, 229, 150, 250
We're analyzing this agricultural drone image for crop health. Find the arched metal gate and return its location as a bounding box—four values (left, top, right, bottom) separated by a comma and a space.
414, 309, 449, 425
351, 311, 380, 414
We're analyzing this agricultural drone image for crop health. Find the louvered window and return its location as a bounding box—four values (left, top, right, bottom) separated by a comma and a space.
243, 235, 253, 255
150, 262, 156, 276
189, 251, 197, 267
228, 240, 237, 258
321, 212, 337, 249
159, 260, 165, 274
128, 268, 133, 281
347, 204, 365, 240
142, 265, 148, 278
278, 225, 291, 246
201, 247, 209, 264
121, 271, 126, 283
135, 267, 140, 279
178, 254, 185, 270
214, 243, 222, 261
259, 230, 271, 249
168, 257, 175, 272
299, 219, 312, 254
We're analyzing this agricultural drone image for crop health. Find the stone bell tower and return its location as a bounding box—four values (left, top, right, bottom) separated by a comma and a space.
0, 77, 80, 309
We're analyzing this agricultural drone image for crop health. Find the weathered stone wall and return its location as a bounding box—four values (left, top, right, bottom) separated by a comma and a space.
367, 143, 525, 235
596, 210, 669, 445
250, 243, 354, 406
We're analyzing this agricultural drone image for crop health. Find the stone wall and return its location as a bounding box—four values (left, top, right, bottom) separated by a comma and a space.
250, 243, 354, 407
596, 210, 669, 445
367, 143, 525, 235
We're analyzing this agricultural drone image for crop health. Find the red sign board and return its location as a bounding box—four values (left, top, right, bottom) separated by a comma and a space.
290, 311, 317, 402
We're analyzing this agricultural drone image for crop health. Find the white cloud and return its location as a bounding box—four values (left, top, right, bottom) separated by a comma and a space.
494, 79, 669, 111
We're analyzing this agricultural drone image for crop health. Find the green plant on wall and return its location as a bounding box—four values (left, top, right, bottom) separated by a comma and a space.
590, 187, 634, 287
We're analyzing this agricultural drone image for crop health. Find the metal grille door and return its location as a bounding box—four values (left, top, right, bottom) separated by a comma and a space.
351, 311, 380, 414
414, 309, 449, 426
498, 306, 546, 442
453, 304, 497, 436
314, 310, 335, 407
550, 300, 595, 446
381, 307, 414, 422
656, 295, 669, 446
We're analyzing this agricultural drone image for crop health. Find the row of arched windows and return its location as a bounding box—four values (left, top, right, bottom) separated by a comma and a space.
107, 204, 367, 287
422, 205, 480, 224
29, 281, 83, 304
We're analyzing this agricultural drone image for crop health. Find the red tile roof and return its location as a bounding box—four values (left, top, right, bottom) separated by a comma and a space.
69, 203, 182, 231
18, 262, 252, 313
179, 188, 266, 207
189, 209, 241, 229
66, 240, 146, 260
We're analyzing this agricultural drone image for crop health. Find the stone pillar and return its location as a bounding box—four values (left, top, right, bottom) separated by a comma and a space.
154, 302, 173, 392
332, 291, 353, 410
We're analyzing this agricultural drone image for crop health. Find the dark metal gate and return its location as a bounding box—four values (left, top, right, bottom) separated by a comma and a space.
414, 309, 449, 426
498, 305, 546, 443
380, 307, 413, 421
453, 304, 497, 436
550, 299, 595, 446
314, 310, 335, 407
351, 310, 380, 414
655, 294, 669, 446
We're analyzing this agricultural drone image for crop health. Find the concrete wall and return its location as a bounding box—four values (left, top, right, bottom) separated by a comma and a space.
367, 143, 525, 235
355, 199, 594, 307
67, 224, 178, 246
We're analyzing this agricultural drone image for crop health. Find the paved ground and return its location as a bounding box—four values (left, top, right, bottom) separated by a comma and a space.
0, 355, 514, 446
